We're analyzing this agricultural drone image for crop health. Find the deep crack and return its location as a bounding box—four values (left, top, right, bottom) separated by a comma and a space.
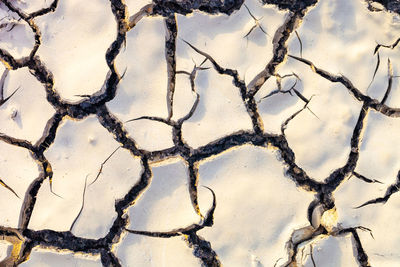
0, 0, 399, 266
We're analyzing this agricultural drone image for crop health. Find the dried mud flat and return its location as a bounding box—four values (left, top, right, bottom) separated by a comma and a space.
0, 0, 399, 266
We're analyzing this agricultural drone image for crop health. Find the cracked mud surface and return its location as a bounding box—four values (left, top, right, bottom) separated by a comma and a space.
0, 0, 399, 266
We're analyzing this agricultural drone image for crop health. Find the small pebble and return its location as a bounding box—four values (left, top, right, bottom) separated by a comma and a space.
88, 136, 97, 145
10, 107, 18, 120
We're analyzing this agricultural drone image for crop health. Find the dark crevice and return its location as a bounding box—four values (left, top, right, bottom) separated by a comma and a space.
0, 0, 397, 266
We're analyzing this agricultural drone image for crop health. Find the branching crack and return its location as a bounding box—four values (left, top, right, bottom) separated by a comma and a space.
0, 0, 398, 266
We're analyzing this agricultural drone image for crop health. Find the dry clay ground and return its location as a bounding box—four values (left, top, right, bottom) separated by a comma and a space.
0, 0, 399, 266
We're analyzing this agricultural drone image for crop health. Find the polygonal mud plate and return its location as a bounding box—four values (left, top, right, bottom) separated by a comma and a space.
0, 0, 399, 266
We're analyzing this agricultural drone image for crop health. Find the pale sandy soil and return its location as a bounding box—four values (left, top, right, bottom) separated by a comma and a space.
0, 0, 399, 266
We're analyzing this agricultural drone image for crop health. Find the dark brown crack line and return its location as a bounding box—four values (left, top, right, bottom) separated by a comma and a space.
280, 94, 315, 134
259, 73, 299, 99
0, 68, 20, 106
261, 0, 318, 12
188, 161, 202, 217
151, 0, 244, 16
97, 105, 142, 157
322, 103, 369, 194
295, 30, 303, 58
89, 146, 121, 186
165, 14, 177, 121
355, 170, 400, 208
125, 186, 219, 266
34, 111, 66, 154
0, 132, 34, 151
69, 175, 88, 232
367, 51, 380, 90
11, 156, 152, 258
243, 4, 268, 39
337, 228, 371, 267
281, 225, 327, 267
381, 58, 393, 104
2, 0, 59, 66
352, 171, 383, 184
28, 0, 60, 19
100, 249, 122, 267
282, 224, 373, 267
288, 54, 400, 117
247, 9, 309, 98
182, 40, 264, 134
18, 158, 52, 230
101, 155, 152, 249
0, 177, 20, 198
374, 37, 400, 54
